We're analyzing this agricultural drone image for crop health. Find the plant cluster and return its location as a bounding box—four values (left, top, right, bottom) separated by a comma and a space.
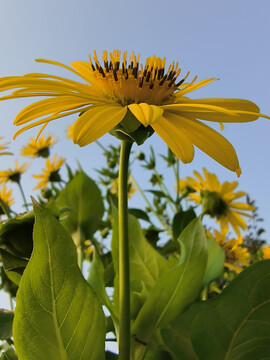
0, 135, 268, 359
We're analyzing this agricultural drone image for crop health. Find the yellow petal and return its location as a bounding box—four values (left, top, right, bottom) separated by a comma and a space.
73, 104, 127, 146
168, 98, 261, 123
151, 116, 194, 163
163, 111, 241, 175
229, 202, 253, 211
176, 78, 217, 96
128, 103, 163, 127
14, 96, 91, 125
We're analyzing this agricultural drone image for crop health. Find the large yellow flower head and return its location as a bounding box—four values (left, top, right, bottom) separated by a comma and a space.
21, 133, 57, 158
32, 155, 65, 189
0, 50, 269, 175
185, 168, 254, 236
211, 229, 250, 273
0, 160, 30, 184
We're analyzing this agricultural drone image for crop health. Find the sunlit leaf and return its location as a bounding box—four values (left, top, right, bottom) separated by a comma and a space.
131, 218, 207, 359
111, 202, 171, 292
13, 200, 106, 360
57, 170, 104, 240
202, 237, 225, 287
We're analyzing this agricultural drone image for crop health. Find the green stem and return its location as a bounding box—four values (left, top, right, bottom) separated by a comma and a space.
17, 181, 29, 211
118, 140, 132, 360
173, 159, 180, 211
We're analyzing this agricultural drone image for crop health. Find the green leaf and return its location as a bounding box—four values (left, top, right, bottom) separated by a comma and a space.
172, 209, 196, 240
128, 208, 150, 223
161, 306, 200, 360
163, 260, 270, 360
202, 237, 225, 287
131, 217, 207, 356
13, 200, 106, 360
57, 171, 104, 240
0, 348, 18, 360
0, 309, 14, 340
0, 212, 34, 259
0, 249, 28, 285
87, 248, 117, 321
111, 203, 171, 292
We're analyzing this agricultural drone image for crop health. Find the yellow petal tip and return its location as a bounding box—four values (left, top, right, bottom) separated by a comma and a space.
236, 167, 241, 177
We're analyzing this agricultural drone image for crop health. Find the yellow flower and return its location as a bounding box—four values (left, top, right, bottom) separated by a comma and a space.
186, 168, 254, 236
175, 178, 195, 196
0, 185, 14, 208
21, 133, 57, 158
32, 155, 65, 189
66, 125, 73, 139
1, 51, 268, 175
0, 136, 12, 156
212, 230, 250, 273
110, 176, 136, 199
0, 160, 29, 184
262, 245, 270, 259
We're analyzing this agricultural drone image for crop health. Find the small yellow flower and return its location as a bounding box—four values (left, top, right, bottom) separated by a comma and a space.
1, 50, 269, 175
110, 176, 136, 199
21, 133, 57, 158
0, 160, 29, 184
66, 125, 73, 139
32, 155, 65, 189
0, 136, 12, 156
262, 245, 270, 259
175, 178, 195, 196
0, 185, 14, 209
212, 230, 250, 273
186, 168, 254, 236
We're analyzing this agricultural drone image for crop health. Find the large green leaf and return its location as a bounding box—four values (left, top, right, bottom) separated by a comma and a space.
0, 310, 14, 340
131, 217, 207, 359
162, 260, 270, 360
13, 200, 106, 360
57, 171, 104, 240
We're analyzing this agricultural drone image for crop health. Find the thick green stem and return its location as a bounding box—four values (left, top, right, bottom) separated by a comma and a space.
118, 140, 132, 360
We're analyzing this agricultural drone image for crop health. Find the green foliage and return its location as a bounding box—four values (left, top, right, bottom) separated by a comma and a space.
111, 202, 172, 293
172, 208, 197, 240
13, 200, 106, 360
162, 260, 270, 360
0, 310, 13, 340
0, 348, 18, 360
0, 140, 268, 359
202, 237, 225, 287
57, 170, 104, 241
131, 217, 208, 358
0, 212, 34, 259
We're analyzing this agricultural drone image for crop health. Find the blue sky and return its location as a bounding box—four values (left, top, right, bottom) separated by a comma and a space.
0, 0, 270, 306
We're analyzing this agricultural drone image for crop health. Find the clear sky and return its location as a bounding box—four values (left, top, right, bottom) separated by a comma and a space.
0, 0, 270, 307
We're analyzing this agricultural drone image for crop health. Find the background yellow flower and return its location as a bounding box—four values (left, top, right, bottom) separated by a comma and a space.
186, 168, 254, 235
21, 134, 57, 158
32, 155, 65, 189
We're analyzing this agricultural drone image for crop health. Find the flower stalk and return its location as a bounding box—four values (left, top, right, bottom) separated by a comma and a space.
118, 140, 132, 359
